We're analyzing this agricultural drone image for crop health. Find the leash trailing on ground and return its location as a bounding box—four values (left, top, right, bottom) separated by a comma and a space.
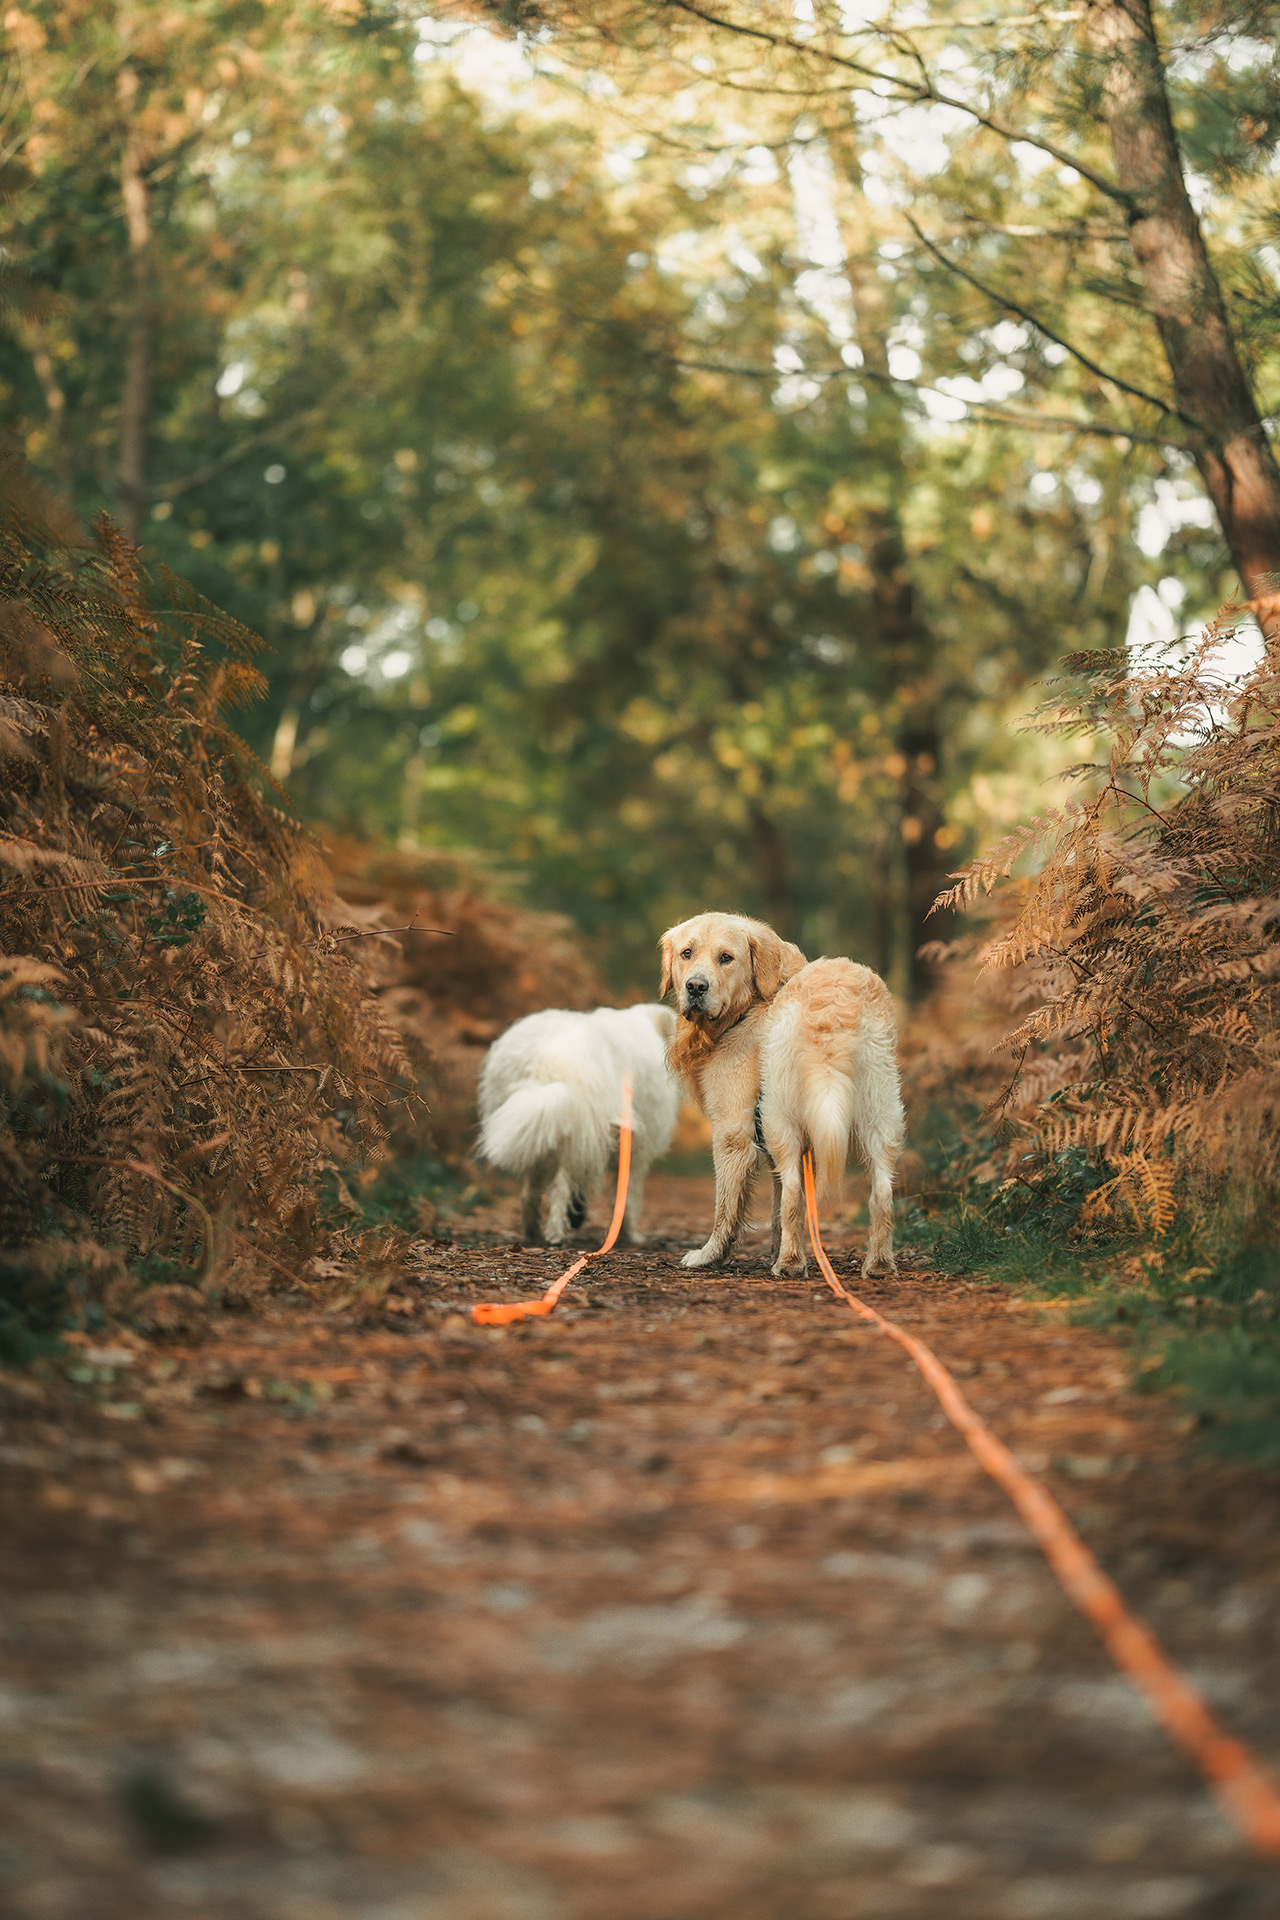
800, 1154, 1280, 1865
472, 1077, 633, 1326
469, 1110, 1280, 1859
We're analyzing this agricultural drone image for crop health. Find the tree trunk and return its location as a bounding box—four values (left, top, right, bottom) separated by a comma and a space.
269, 704, 300, 783
863, 510, 953, 993
400, 745, 428, 849
868, 835, 894, 984
28, 338, 70, 485
899, 710, 950, 980
716, 594, 799, 940
841, 211, 954, 993
118, 70, 152, 547
832, 189, 951, 990
1088, 0, 1280, 638
747, 798, 797, 941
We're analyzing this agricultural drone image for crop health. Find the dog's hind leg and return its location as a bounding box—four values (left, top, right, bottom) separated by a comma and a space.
769, 1165, 783, 1268
863, 1152, 897, 1276
544, 1168, 578, 1244
853, 1054, 904, 1277
766, 1142, 808, 1278
622, 1161, 648, 1246
567, 1190, 587, 1232
520, 1152, 556, 1245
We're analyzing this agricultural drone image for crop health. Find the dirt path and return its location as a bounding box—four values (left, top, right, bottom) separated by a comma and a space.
3, 1176, 1279, 1919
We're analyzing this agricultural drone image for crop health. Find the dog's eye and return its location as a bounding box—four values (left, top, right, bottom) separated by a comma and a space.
718, 953, 733, 965
680, 948, 692, 960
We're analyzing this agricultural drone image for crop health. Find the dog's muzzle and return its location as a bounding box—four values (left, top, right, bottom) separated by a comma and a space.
682, 977, 710, 1016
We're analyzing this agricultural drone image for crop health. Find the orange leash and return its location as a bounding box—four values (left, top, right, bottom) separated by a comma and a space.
473, 1077, 633, 1327
802, 1155, 1280, 1863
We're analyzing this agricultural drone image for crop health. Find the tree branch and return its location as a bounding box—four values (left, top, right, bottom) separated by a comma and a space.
903, 214, 1198, 428
949, 220, 1129, 242
662, 0, 1130, 204
147, 407, 324, 503
868, 9, 1085, 24
668, 354, 1189, 447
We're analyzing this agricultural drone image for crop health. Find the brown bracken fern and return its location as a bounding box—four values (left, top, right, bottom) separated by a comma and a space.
935, 602, 1280, 1234
0, 449, 409, 1342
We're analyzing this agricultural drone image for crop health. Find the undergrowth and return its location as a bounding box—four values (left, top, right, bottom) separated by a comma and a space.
0, 454, 613, 1352
909, 602, 1280, 1462
317, 1151, 465, 1238
925, 1206, 1280, 1465
0, 452, 411, 1349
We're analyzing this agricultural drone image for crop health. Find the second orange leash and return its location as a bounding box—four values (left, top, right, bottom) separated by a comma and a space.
473, 1076, 633, 1326
800, 1155, 1280, 1864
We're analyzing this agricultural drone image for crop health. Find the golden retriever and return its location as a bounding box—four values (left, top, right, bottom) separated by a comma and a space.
659, 912, 904, 1277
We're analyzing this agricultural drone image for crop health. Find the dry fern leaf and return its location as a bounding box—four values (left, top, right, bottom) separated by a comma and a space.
931, 601, 1280, 1216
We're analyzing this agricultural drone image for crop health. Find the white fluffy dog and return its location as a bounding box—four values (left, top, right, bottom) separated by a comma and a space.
478, 1004, 679, 1245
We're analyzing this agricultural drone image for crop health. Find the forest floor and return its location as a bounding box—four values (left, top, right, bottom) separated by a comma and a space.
3, 1174, 1280, 1920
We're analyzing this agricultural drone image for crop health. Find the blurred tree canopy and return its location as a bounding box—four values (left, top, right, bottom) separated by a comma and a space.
3, 0, 1276, 990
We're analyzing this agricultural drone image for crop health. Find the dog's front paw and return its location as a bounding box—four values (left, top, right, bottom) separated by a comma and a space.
622, 1229, 647, 1248
681, 1245, 720, 1269
770, 1256, 808, 1279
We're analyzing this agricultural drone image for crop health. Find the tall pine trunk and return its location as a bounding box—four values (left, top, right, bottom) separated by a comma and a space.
863, 507, 952, 994
747, 798, 796, 941
118, 70, 152, 547
843, 208, 953, 994
1089, 0, 1280, 637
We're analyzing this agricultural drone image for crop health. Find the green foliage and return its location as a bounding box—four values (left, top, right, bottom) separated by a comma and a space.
0, 1235, 98, 1365
0, 0, 1176, 992
924, 1204, 1280, 1464
1155, 1327, 1280, 1467
318, 1151, 461, 1239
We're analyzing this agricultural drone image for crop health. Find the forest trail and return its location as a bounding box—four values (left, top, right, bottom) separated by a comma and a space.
3, 1177, 1279, 1920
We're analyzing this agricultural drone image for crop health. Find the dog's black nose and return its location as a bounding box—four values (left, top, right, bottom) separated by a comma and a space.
685, 976, 708, 999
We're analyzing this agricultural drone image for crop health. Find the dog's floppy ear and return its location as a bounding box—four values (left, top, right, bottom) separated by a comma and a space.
749, 925, 807, 1000
658, 929, 677, 1001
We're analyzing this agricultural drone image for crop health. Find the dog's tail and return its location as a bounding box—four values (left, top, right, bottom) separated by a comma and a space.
478, 1080, 581, 1174
807, 1072, 857, 1214
763, 987, 856, 1213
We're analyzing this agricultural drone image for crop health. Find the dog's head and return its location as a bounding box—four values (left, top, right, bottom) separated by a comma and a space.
658, 913, 806, 1024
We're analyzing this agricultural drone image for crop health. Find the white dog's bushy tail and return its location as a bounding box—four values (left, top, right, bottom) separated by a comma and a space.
479, 1081, 582, 1174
